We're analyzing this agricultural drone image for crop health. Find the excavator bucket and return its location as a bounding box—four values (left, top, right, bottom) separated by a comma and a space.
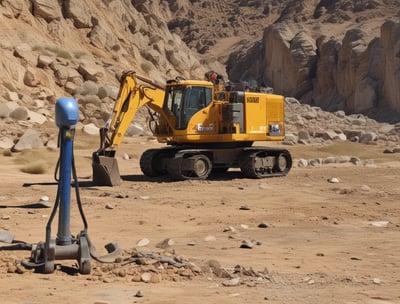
92, 153, 122, 186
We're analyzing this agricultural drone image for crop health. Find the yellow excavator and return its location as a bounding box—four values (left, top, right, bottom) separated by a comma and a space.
92, 70, 292, 186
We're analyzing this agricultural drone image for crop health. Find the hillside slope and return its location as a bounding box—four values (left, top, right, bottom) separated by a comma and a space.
0, 0, 399, 138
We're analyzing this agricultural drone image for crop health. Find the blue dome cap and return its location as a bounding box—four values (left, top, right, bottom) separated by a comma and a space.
55, 97, 79, 128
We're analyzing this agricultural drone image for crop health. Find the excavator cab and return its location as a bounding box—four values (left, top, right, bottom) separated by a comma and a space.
164, 83, 212, 130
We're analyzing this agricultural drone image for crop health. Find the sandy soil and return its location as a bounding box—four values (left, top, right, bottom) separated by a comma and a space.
0, 135, 399, 304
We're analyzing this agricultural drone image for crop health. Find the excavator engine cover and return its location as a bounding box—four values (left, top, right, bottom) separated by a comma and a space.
92, 153, 122, 186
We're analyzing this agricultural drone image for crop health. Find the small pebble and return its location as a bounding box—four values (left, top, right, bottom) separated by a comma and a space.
141, 272, 152, 283
350, 256, 362, 261
156, 238, 175, 249
136, 238, 150, 247
222, 277, 240, 287
38, 196, 51, 207
205, 235, 216, 242
240, 240, 254, 249
135, 290, 144, 298
223, 226, 237, 233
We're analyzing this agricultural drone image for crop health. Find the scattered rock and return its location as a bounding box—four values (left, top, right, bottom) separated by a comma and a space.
297, 158, 309, 167
240, 239, 254, 249
82, 123, 99, 136
156, 238, 175, 249
9, 106, 28, 120
105, 204, 114, 210
37, 196, 51, 208
0, 230, 14, 243
12, 129, 44, 151
350, 256, 362, 261
204, 235, 216, 242
360, 185, 371, 191
308, 159, 321, 167
223, 226, 237, 233
140, 272, 152, 283
370, 221, 389, 227
136, 238, 150, 247
222, 277, 241, 287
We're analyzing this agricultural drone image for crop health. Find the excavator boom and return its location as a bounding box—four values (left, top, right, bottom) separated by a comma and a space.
92, 71, 166, 186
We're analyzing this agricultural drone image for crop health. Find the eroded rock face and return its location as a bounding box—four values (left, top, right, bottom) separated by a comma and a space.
1, 0, 400, 150
262, 23, 317, 99
234, 19, 400, 122
381, 20, 400, 114
315, 20, 400, 120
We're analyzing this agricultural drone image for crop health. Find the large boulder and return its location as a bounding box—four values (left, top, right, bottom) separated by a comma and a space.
263, 23, 317, 99
63, 0, 92, 28
31, 0, 62, 22
12, 129, 44, 151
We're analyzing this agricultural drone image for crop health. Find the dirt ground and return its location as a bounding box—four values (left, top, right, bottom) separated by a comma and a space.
0, 134, 399, 304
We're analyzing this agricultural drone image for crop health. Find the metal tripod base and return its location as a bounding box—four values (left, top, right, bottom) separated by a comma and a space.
23, 232, 91, 274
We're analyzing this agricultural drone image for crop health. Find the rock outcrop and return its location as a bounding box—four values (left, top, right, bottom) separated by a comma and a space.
226, 2, 400, 122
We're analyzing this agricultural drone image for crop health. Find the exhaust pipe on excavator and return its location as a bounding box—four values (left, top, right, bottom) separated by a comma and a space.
92, 153, 122, 186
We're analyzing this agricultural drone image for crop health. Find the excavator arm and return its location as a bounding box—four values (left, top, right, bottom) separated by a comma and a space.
92, 71, 166, 186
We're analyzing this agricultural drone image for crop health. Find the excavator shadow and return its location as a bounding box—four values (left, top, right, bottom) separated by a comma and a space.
22, 181, 98, 188
121, 171, 246, 182
20, 172, 249, 189
121, 174, 176, 183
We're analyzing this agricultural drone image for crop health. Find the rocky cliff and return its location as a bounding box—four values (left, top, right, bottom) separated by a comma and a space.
223, 0, 400, 122
0, 0, 400, 150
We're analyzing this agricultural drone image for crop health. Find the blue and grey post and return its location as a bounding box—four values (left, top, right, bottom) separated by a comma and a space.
21, 97, 119, 274
55, 97, 78, 245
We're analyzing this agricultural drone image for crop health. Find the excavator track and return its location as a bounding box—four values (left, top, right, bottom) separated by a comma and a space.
139, 148, 166, 177
239, 148, 292, 178
139, 146, 292, 181
139, 148, 178, 177
167, 152, 212, 180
